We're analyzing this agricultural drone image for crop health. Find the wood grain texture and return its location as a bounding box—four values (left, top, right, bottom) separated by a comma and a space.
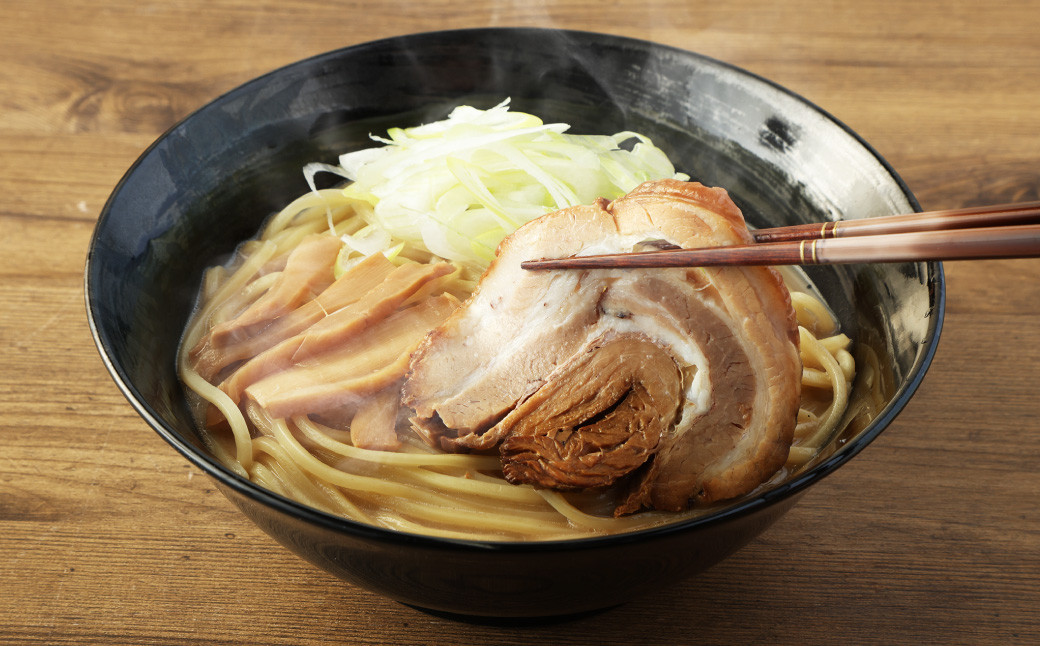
1, 0, 1037, 643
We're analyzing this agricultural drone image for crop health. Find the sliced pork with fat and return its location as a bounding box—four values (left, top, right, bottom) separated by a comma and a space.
403, 179, 801, 513
497, 333, 684, 490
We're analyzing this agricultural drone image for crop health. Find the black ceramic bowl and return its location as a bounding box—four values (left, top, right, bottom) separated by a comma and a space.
86, 28, 943, 618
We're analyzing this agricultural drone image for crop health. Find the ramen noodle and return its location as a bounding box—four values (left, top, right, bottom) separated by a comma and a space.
179, 185, 866, 541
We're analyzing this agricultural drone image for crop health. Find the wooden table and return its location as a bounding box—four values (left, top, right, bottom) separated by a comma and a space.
2, 1, 1038, 643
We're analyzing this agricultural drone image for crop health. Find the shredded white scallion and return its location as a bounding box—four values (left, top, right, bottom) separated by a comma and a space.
306, 98, 688, 269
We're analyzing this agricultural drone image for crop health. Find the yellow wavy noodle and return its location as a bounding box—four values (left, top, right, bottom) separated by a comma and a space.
177, 193, 865, 540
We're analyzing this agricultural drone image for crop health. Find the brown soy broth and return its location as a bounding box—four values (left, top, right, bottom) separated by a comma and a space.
175, 101, 891, 537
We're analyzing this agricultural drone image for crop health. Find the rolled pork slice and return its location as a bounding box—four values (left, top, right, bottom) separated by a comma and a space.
403, 179, 801, 513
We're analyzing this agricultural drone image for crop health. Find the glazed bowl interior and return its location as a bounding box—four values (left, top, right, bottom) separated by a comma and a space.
86, 28, 943, 618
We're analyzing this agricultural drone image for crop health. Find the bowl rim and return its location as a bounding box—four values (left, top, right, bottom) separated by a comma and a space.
85, 26, 946, 553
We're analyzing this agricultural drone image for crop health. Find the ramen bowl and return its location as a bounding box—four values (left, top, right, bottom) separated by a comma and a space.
85, 28, 943, 618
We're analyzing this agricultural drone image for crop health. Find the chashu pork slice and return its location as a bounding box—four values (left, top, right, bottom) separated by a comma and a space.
403, 179, 801, 513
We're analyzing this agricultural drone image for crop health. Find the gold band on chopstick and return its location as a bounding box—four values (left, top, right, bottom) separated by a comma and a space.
799, 239, 820, 265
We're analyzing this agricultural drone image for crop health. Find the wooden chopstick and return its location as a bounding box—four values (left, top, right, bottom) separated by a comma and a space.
521, 203, 1040, 270
751, 200, 1040, 243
